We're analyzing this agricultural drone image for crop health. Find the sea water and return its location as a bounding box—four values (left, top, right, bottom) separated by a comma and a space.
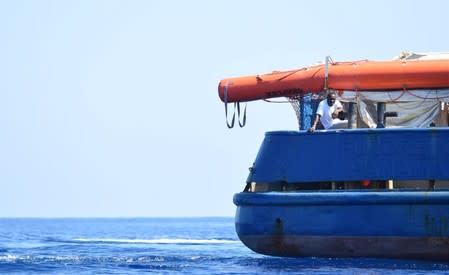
0, 217, 447, 274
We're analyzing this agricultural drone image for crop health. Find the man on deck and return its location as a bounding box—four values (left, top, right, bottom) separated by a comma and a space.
308, 91, 347, 132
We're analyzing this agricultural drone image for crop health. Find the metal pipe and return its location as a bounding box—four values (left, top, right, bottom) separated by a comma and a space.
376, 102, 386, 128
348, 102, 357, 129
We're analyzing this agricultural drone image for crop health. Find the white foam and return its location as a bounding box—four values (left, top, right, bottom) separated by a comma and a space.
72, 238, 239, 244
0, 255, 18, 261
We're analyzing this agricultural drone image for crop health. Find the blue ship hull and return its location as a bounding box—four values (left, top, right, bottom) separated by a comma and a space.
234, 191, 449, 260
234, 129, 449, 260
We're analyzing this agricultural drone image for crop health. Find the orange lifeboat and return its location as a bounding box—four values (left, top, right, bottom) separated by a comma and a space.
218, 59, 449, 103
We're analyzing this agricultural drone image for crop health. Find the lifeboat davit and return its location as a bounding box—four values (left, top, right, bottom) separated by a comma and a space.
218, 59, 449, 103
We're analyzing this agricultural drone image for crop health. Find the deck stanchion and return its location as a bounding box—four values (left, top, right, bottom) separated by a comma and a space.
376, 102, 386, 128
348, 102, 357, 129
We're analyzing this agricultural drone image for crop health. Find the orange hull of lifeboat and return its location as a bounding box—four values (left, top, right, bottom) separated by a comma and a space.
218, 59, 449, 103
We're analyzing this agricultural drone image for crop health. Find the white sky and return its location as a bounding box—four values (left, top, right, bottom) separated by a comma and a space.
1, 0, 448, 217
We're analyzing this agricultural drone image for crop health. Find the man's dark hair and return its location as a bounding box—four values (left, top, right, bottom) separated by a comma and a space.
327, 91, 337, 98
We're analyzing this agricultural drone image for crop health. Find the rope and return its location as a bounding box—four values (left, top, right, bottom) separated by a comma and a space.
387, 89, 407, 102
389, 89, 446, 110
406, 89, 449, 101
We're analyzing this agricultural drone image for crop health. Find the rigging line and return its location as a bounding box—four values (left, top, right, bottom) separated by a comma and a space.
256, 67, 308, 82
356, 90, 378, 104
391, 89, 449, 110
275, 67, 308, 81
389, 90, 428, 110
332, 59, 369, 66
406, 89, 449, 100
387, 89, 407, 102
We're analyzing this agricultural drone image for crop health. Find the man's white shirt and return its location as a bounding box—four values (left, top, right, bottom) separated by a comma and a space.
316, 99, 343, 129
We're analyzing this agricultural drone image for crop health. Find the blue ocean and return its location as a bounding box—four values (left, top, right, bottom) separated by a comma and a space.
0, 217, 447, 274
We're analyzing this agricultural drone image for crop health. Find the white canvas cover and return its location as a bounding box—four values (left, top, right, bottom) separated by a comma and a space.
336, 52, 449, 128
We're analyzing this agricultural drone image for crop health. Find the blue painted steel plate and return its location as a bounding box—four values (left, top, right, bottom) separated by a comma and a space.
246, 128, 449, 183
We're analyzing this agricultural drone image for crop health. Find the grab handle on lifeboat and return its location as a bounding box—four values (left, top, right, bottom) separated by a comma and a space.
237, 101, 247, 127
224, 84, 247, 128
224, 85, 235, 128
